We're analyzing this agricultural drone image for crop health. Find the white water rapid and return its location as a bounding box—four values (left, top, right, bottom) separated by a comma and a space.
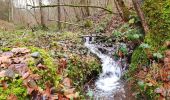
84, 37, 122, 92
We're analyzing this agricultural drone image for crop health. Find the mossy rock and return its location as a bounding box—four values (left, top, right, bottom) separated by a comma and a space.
66, 54, 101, 90
28, 46, 61, 88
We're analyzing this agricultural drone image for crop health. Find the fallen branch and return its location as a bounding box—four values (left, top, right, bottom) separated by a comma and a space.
29, 4, 117, 14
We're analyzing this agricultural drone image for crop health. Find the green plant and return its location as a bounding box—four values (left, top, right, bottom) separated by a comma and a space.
86, 90, 93, 99
139, 43, 150, 49
112, 23, 143, 42
28, 47, 61, 88
119, 43, 128, 55
84, 20, 93, 27
66, 54, 101, 89
137, 80, 158, 99
153, 52, 163, 59
0, 78, 28, 100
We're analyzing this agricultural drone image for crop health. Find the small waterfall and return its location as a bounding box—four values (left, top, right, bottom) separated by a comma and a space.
84, 37, 122, 92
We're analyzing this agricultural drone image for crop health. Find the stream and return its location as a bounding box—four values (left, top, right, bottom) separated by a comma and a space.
84, 36, 132, 100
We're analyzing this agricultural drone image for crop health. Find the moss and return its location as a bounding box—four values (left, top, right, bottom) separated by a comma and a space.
127, 1, 170, 99
0, 78, 28, 100
84, 20, 93, 28
127, 47, 149, 76
66, 54, 101, 89
28, 46, 61, 89
0, 47, 12, 52
142, 0, 170, 52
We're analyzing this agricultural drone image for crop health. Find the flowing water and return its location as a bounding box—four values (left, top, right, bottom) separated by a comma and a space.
84, 37, 127, 100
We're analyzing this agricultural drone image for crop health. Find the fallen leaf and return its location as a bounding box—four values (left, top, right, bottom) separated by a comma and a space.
0, 56, 11, 65
64, 88, 75, 95
37, 63, 47, 70
65, 92, 79, 99
155, 87, 166, 97
11, 48, 30, 54
22, 71, 30, 79
50, 94, 58, 100
63, 78, 72, 88
2, 80, 8, 90
7, 94, 18, 100
43, 82, 51, 98
0, 70, 6, 77
12, 57, 21, 64
2, 52, 14, 58
165, 50, 170, 57
29, 74, 41, 80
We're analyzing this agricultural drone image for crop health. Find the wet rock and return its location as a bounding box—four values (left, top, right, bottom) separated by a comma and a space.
31, 52, 40, 58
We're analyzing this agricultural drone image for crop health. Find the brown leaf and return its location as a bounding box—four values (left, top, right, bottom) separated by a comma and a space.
1, 80, 8, 90
22, 71, 30, 79
23, 79, 38, 94
155, 87, 166, 96
37, 63, 48, 70
118, 50, 124, 58
165, 41, 170, 48
43, 82, 51, 98
58, 58, 67, 74
7, 94, 18, 100
64, 88, 75, 95
146, 78, 157, 86
50, 94, 58, 100
9, 64, 28, 75
165, 50, 170, 57
0, 56, 11, 65
137, 70, 147, 79
12, 57, 21, 64
11, 48, 30, 54
58, 93, 64, 100
63, 78, 72, 88
2, 52, 14, 58
65, 92, 79, 99
29, 74, 41, 80
0, 70, 6, 77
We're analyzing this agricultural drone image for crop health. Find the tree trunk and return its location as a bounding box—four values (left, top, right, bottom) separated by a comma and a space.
114, 0, 123, 19
132, 0, 149, 33
39, 0, 46, 29
115, 0, 130, 22
57, 0, 61, 30
8, 0, 13, 22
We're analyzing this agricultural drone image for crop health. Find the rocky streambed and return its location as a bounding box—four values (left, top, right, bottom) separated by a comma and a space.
83, 35, 136, 100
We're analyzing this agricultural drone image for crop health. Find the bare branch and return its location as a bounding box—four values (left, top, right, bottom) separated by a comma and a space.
28, 4, 117, 14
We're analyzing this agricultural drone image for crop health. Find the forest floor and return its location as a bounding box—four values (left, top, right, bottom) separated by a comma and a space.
0, 11, 169, 100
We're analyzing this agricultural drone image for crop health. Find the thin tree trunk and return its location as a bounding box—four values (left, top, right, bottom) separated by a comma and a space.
85, 0, 90, 16
114, 0, 123, 19
57, 0, 61, 30
116, 0, 130, 22
8, 0, 13, 22
30, 0, 40, 25
132, 0, 149, 33
39, 0, 46, 28
71, 0, 80, 21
